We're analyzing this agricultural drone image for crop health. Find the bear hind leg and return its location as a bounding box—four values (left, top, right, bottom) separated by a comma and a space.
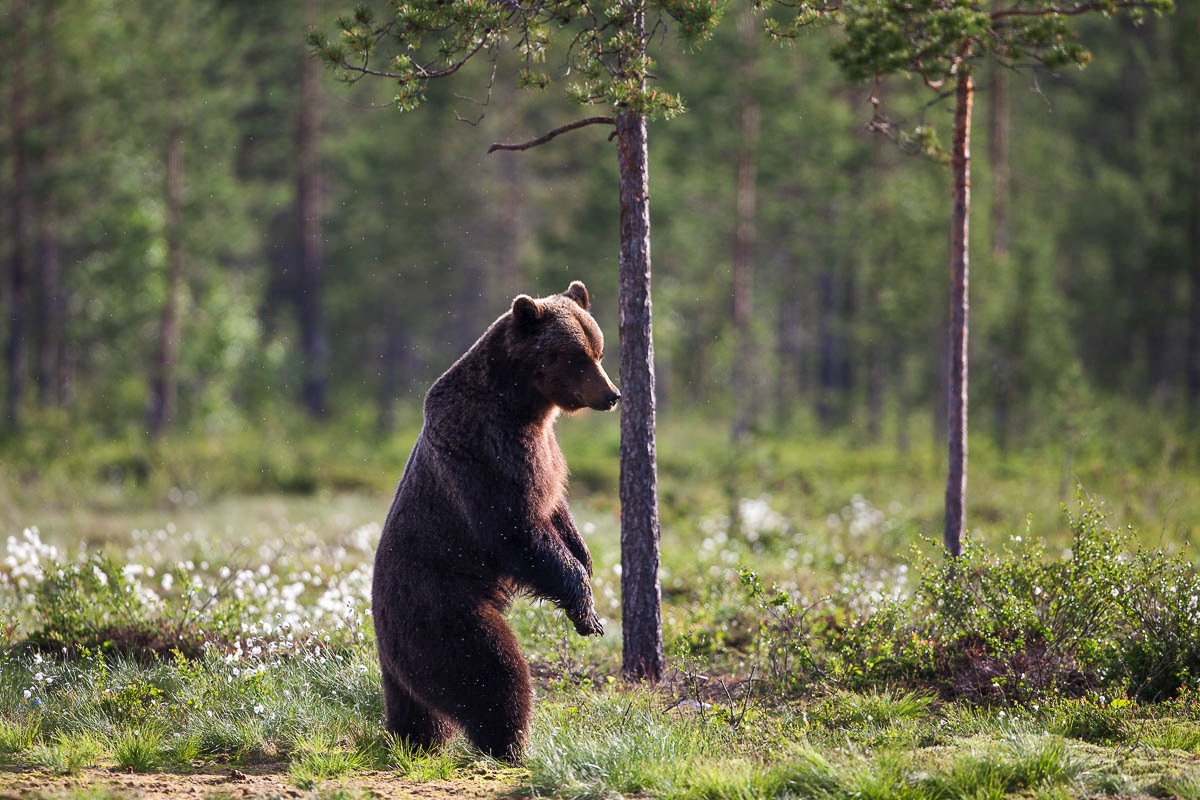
382, 667, 455, 751
446, 607, 532, 763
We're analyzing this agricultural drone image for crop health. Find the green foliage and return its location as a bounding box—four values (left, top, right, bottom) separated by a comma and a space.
832, 0, 1173, 85
310, 0, 725, 120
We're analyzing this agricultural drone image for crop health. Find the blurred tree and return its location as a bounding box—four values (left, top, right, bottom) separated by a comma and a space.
832, 0, 1174, 556
731, 9, 761, 443
6, 0, 32, 432
297, 0, 329, 418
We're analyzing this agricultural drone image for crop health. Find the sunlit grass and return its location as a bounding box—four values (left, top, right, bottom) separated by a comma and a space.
2, 416, 1200, 797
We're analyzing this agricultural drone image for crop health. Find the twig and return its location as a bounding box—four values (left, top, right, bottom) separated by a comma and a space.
488, 115, 615, 153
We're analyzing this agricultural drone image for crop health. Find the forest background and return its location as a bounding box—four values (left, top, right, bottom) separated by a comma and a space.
1, 0, 1199, 543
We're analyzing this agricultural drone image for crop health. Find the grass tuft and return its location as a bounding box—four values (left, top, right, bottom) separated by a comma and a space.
289, 731, 368, 790
28, 731, 104, 775
113, 726, 166, 772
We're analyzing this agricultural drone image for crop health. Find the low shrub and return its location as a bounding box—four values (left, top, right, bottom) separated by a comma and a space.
742, 498, 1200, 705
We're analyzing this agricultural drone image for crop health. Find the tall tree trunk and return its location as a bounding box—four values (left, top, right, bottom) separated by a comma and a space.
6, 0, 31, 431
774, 290, 803, 428
616, 3, 663, 683
298, 0, 328, 418
36, 174, 64, 407
149, 123, 184, 436
1188, 143, 1200, 418
944, 58, 973, 558
816, 268, 839, 429
988, 65, 1010, 264
989, 58, 1013, 448
730, 10, 760, 443
35, 4, 65, 407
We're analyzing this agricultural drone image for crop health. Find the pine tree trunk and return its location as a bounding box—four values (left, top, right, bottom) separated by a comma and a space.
730, 10, 760, 443
149, 123, 184, 436
298, 0, 328, 418
34, 5, 65, 407
989, 66, 1010, 263
944, 60, 973, 558
816, 268, 838, 429
989, 59, 1012, 448
36, 169, 64, 407
774, 291, 803, 428
7, 0, 31, 431
616, 4, 663, 682
1187, 150, 1200, 418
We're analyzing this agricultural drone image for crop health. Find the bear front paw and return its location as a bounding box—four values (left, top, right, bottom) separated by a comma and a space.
572, 610, 604, 637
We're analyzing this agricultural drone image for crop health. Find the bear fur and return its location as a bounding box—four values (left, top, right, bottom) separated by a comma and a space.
372, 281, 620, 763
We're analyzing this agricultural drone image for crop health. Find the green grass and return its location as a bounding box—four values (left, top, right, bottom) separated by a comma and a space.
2, 413, 1200, 797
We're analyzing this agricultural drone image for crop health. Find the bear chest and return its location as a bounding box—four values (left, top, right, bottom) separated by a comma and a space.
521, 432, 568, 518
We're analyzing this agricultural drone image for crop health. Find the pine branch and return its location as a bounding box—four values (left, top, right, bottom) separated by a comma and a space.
990, 0, 1151, 18
487, 116, 615, 152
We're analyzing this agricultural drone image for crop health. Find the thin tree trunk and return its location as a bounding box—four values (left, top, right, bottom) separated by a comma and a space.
816, 268, 838, 429
149, 123, 184, 436
7, 0, 32, 431
989, 63, 1010, 263
36, 177, 64, 407
775, 290, 803, 428
35, 4, 65, 407
42, 4, 68, 407
944, 58, 973, 558
616, 3, 663, 683
298, 0, 328, 418
866, 344, 884, 443
1188, 145, 1200, 418
989, 57, 1013, 449
731, 10, 760, 443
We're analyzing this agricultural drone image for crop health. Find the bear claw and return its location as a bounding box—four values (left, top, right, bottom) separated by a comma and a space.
573, 613, 604, 637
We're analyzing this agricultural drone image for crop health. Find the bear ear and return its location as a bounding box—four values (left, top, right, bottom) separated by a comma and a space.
563, 281, 590, 310
511, 294, 543, 328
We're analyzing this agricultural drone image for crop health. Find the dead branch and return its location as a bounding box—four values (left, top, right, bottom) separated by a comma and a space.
488, 115, 615, 152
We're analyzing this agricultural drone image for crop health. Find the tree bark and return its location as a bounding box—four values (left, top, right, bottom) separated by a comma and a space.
616, 3, 663, 683
298, 0, 329, 418
149, 122, 184, 436
7, 0, 32, 431
1187, 151, 1200, 417
34, 5, 65, 408
730, 10, 760, 443
944, 58, 973, 558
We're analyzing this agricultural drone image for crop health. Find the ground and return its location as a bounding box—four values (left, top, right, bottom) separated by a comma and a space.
0, 763, 518, 799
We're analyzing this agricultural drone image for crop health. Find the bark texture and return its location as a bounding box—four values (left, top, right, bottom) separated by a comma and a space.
944, 60, 973, 558
616, 97, 664, 683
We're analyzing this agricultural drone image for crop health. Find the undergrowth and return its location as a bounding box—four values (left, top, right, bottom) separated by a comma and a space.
738, 498, 1200, 706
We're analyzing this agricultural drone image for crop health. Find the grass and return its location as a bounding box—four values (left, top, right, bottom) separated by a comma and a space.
1, 413, 1200, 797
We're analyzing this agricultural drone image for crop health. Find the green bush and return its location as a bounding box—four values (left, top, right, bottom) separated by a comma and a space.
742, 499, 1200, 705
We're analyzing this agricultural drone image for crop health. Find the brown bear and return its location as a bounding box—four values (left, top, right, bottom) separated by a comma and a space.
372, 280, 619, 763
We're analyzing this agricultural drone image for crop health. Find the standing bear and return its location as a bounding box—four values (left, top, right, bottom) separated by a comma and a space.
372, 281, 620, 763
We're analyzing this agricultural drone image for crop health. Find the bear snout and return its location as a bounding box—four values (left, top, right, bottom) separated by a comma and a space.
602, 390, 621, 410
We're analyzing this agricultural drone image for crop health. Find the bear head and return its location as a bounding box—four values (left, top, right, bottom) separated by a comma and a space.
508, 281, 621, 413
